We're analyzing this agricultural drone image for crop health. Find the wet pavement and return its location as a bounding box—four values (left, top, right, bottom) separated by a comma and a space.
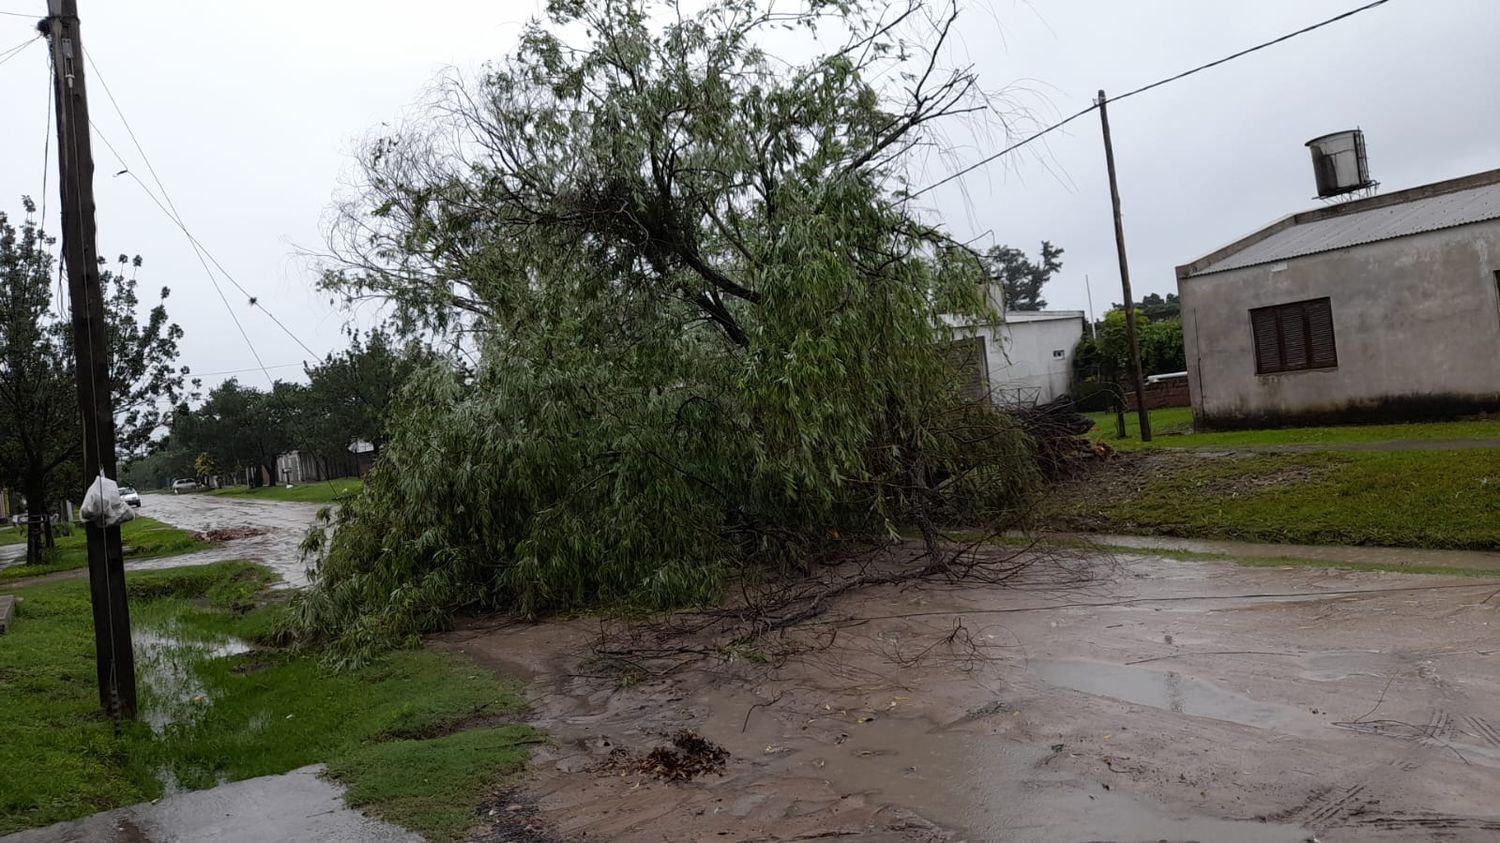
0, 544, 25, 567
120, 493, 323, 586
438, 548, 1500, 842
0, 766, 418, 843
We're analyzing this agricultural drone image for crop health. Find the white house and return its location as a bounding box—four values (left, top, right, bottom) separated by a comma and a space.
945, 304, 1086, 407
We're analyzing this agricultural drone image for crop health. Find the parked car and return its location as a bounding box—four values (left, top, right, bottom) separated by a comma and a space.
171, 478, 203, 494
119, 485, 141, 508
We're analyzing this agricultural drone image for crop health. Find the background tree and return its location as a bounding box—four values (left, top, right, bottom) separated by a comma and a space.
298, 0, 1041, 663
1073, 308, 1185, 393
299, 331, 433, 461
107, 255, 194, 460
167, 380, 298, 488
982, 241, 1063, 311
1136, 292, 1180, 322
192, 452, 219, 486
0, 200, 189, 563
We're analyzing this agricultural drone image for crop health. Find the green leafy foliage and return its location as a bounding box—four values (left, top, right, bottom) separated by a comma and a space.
167, 379, 300, 486
295, 0, 1040, 663
1074, 308, 1185, 386
143, 331, 431, 490
1137, 292, 1180, 322
298, 330, 435, 458
0, 199, 190, 561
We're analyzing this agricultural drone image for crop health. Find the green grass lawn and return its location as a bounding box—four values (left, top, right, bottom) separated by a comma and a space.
1085, 406, 1195, 441
0, 561, 535, 840
206, 481, 363, 504
1086, 407, 1500, 451
1047, 449, 1500, 549
0, 517, 211, 583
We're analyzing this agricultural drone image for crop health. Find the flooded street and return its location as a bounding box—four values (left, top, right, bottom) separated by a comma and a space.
129, 493, 323, 586
439, 550, 1500, 842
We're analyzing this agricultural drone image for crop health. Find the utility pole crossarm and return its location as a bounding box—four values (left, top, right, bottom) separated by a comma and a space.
44, 0, 137, 718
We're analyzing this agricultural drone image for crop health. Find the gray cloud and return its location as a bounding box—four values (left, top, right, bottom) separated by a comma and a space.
1, 0, 1492, 387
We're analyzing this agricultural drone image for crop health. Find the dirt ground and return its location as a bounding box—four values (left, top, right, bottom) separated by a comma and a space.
436, 548, 1500, 842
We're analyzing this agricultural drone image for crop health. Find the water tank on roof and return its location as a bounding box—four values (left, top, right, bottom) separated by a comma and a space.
1306, 129, 1374, 198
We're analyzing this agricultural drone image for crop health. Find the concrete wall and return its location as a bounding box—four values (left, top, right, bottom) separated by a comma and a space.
1179, 220, 1500, 428
953, 313, 1085, 405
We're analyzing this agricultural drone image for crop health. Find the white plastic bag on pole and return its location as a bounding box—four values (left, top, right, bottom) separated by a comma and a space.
81, 474, 135, 527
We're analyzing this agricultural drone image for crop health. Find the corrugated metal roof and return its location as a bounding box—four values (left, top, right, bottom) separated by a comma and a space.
1189, 180, 1500, 276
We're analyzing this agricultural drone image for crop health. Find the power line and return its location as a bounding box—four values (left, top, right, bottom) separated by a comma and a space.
195, 362, 305, 378
0, 9, 40, 17
910, 105, 1096, 198
83, 48, 326, 363
90, 117, 277, 387
0, 32, 38, 66
1108, 0, 1392, 105
911, 0, 1395, 198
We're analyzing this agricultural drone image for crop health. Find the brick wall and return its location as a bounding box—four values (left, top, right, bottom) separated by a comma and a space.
1125, 379, 1191, 411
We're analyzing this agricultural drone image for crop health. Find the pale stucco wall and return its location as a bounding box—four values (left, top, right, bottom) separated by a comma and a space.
1179, 220, 1500, 428
954, 314, 1085, 405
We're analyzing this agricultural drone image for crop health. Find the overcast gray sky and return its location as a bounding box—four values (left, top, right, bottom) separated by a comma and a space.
1, 1, 1496, 388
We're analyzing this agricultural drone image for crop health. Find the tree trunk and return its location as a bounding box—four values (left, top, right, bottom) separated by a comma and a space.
23, 480, 47, 565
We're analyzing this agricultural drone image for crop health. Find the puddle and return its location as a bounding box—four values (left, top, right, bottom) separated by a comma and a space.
1031, 659, 1308, 730
134, 625, 251, 735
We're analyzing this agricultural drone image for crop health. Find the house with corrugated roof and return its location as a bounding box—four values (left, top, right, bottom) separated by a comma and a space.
1175, 168, 1500, 429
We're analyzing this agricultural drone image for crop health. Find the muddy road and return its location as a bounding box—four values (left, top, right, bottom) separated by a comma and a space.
129, 493, 323, 586
440, 550, 1500, 842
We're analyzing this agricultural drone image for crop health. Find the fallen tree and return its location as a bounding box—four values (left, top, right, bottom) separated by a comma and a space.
292, 0, 1048, 665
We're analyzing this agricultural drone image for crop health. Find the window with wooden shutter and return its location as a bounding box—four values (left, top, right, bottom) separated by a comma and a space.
1249, 298, 1336, 374
943, 335, 989, 401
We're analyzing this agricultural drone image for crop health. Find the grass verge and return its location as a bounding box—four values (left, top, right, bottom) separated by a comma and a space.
0, 561, 534, 840
206, 481, 363, 504
1086, 407, 1500, 451
327, 727, 543, 840
0, 517, 212, 583
1045, 448, 1500, 550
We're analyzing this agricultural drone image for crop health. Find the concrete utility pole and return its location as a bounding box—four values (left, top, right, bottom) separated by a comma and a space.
43, 0, 137, 718
1096, 90, 1152, 442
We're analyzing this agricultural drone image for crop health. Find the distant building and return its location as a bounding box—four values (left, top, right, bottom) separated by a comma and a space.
945, 284, 1086, 407
1176, 168, 1500, 429
275, 448, 361, 486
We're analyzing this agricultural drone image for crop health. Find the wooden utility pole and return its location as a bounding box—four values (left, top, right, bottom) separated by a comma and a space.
43, 0, 137, 718
1096, 90, 1152, 442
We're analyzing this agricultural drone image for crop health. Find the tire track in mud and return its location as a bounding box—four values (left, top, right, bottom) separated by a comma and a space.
1463, 715, 1500, 749
1283, 706, 1500, 835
